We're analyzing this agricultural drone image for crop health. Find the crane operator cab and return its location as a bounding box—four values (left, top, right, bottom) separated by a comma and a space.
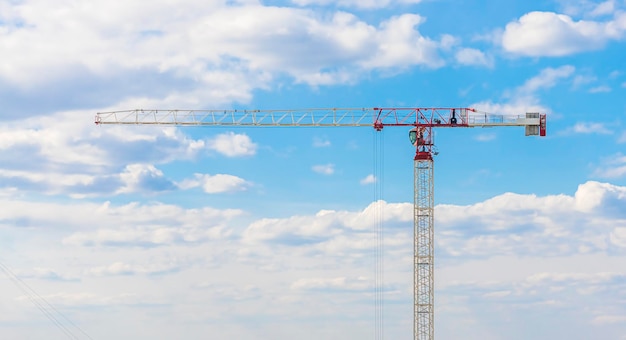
409, 127, 428, 146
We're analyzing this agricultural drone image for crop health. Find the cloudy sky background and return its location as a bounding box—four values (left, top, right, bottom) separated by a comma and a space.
1, 0, 626, 339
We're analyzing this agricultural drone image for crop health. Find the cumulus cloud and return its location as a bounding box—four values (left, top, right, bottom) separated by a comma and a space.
56, 200, 242, 247
589, 85, 612, 93
360, 174, 377, 185
19, 268, 80, 282
590, 0, 617, 17
0, 110, 220, 197
0, 0, 449, 113
472, 65, 574, 115
559, 122, 613, 135
454, 48, 494, 67
438, 268, 626, 338
519, 65, 576, 94
593, 154, 626, 179
437, 181, 626, 259
312, 163, 335, 175
117, 164, 177, 194
87, 261, 182, 276
242, 200, 411, 244
291, 0, 422, 9
0, 123, 257, 197
229, 181, 626, 336
206, 132, 257, 157
474, 133, 496, 142
290, 276, 370, 291
572, 74, 598, 88
178, 173, 251, 194
0, 162, 176, 197
63, 221, 231, 248
356, 14, 445, 70
557, 0, 618, 17
592, 314, 626, 325
4, 181, 626, 338
501, 11, 626, 57
312, 137, 331, 147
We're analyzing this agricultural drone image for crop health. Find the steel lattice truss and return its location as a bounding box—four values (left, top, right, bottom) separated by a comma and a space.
415, 160, 435, 340
95, 108, 542, 129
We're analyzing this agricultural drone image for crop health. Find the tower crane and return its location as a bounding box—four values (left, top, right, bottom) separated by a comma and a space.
95, 107, 546, 340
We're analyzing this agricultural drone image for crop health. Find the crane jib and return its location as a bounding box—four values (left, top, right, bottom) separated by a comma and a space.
95, 108, 545, 134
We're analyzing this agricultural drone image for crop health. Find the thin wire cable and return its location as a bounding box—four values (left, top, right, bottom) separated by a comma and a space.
379, 130, 385, 340
373, 129, 385, 340
0, 260, 94, 340
0, 262, 77, 339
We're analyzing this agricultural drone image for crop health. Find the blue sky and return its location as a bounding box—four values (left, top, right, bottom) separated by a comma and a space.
1, 0, 626, 339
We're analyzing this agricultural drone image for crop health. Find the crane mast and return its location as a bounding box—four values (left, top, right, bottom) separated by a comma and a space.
96, 107, 546, 340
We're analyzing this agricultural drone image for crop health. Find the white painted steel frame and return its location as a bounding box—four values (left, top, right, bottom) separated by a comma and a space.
415, 159, 434, 340
95, 108, 541, 129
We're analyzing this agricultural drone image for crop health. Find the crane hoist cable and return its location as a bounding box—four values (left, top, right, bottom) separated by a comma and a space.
373, 129, 385, 340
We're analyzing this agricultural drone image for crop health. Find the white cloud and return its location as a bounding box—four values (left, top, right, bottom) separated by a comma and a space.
3, 181, 626, 338
358, 14, 445, 70
117, 164, 176, 194
472, 66, 574, 115
62, 203, 239, 247
589, 85, 612, 93
291, 0, 422, 9
454, 48, 494, 67
437, 181, 626, 258
232, 183, 626, 338
569, 122, 612, 134
242, 200, 412, 244
178, 173, 251, 194
590, 0, 616, 17
572, 180, 626, 212
312, 137, 331, 147
207, 132, 257, 157
290, 276, 369, 291
471, 100, 548, 117
572, 74, 598, 88
475, 133, 496, 142
610, 227, 626, 248
0, 0, 448, 110
557, 0, 618, 17
519, 65, 576, 94
87, 261, 182, 276
21, 268, 80, 282
360, 174, 377, 185
312, 163, 335, 175
608, 70, 620, 78
592, 314, 626, 325
0, 197, 242, 251
593, 154, 626, 178
501, 11, 626, 57
0, 110, 219, 197
619, 131, 626, 143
